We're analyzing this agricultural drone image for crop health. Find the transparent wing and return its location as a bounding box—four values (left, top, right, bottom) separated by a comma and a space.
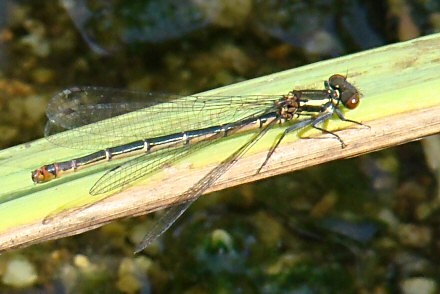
46, 87, 202, 129
45, 87, 279, 150
89, 98, 273, 195
134, 117, 277, 252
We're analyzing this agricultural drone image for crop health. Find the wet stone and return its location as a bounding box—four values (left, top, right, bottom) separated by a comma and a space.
2, 256, 38, 288
400, 277, 437, 294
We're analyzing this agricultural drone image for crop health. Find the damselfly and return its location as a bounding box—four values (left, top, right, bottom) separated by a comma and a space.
32, 74, 363, 252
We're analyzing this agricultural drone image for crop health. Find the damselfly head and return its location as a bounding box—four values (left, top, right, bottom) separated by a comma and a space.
328, 74, 360, 109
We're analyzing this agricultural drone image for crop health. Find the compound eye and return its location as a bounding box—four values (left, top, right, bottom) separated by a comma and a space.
344, 93, 360, 109
328, 74, 346, 89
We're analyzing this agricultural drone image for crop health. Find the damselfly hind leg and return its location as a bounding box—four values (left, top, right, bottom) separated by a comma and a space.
310, 112, 346, 148
256, 118, 315, 174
